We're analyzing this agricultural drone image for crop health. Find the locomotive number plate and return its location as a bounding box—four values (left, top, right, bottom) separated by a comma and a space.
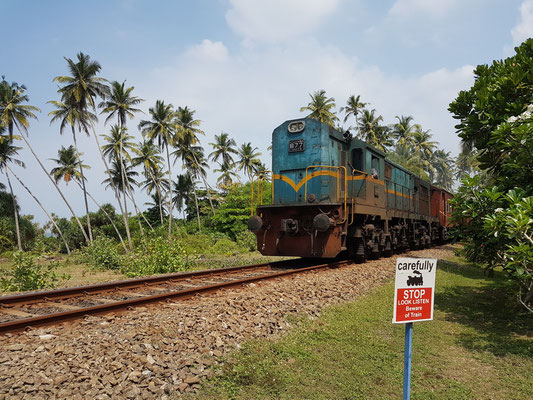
289, 139, 305, 153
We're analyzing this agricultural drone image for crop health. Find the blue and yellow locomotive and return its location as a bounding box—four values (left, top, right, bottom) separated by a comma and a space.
248, 118, 452, 260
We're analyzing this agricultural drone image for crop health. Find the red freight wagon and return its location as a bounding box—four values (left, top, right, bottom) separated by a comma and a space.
430, 186, 453, 229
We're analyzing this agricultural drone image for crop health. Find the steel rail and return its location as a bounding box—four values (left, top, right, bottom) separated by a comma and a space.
0, 259, 349, 334
0, 258, 304, 306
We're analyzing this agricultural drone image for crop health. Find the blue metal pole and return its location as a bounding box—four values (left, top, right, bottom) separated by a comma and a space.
403, 322, 413, 400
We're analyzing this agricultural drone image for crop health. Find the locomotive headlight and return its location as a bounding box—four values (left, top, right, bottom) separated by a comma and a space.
248, 215, 263, 232
313, 213, 332, 232
288, 120, 305, 133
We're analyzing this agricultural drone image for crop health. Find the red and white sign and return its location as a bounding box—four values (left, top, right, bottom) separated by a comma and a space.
392, 258, 437, 324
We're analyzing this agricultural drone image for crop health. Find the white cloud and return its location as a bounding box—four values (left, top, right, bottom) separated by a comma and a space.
512, 0, 533, 45
184, 39, 229, 62
388, 0, 457, 19
225, 0, 342, 44
139, 38, 473, 165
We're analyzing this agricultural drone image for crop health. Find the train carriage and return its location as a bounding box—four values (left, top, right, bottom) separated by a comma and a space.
248, 118, 452, 260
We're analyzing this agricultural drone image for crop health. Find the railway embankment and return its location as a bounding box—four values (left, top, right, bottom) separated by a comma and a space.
0, 245, 482, 399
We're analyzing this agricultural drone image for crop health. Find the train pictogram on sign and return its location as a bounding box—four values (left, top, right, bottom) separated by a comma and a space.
393, 258, 437, 323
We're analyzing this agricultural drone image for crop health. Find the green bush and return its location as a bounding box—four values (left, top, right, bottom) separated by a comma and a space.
208, 238, 242, 256
121, 237, 188, 277
0, 252, 63, 292
81, 236, 122, 270
236, 229, 257, 252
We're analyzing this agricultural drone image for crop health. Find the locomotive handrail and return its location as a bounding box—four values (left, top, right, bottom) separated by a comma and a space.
349, 168, 369, 224
251, 170, 273, 216
304, 165, 347, 223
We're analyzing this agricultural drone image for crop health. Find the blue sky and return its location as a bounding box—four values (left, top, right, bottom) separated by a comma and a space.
1, 0, 532, 224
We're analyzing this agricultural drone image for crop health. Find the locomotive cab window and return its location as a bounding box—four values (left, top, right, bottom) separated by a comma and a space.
371, 154, 380, 178
351, 148, 364, 173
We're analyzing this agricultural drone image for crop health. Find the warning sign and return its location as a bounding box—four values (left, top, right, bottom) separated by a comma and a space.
392, 258, 437, 324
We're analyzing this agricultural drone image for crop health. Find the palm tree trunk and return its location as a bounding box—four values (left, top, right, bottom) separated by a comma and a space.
191, 152, 215, 215
72, 126, 93, 243
117, 137, 136, 239
16, 126, 89, 244
126, 190, 154, 230
201, 176, 215, 215
193, 187, 201, 232
165, 144, 173, 236
4, 170, 22, 251
91, 130, 133, 250
146, 168, 164, 225
73, 180, 128, 252
124, 185, 145, 238
7, 165, 71, 255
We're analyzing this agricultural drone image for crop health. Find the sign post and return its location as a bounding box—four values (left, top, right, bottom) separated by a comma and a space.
393, 258, 437, 400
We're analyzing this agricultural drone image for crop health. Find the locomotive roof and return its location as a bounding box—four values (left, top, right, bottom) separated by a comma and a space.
276, 117, 451, 193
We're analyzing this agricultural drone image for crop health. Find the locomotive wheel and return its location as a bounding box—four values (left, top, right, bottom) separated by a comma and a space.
349, 238, 366, 263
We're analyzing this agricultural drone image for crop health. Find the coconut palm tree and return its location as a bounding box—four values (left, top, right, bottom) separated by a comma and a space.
173, 106, 216, 214
412, 126, 437, 160
237, 143, 262, 179
209, 132, 238, 168
391, 115, 416, 149
0, 138, 71, 254
101, 125, 146, 235
300, 90, 338, 127
0, 137, 24, 249
102, 160, 139, 197
341, 95, 368, 129
412, 125, 438, 178
173, 144, 214, 219
387, 144, 428, 180
431, 149, 455, 190
48, 97, 97, 242
357, 109, 393, 152
52, 53, 112, 245
101, 125, 137, 162
99, 81, 145, 235
99, 81, 143, 127
139, 100, 176, 235
133, 140, 166, 224
174, 106, 204, 146
173, 173, 194, 214
49, 145, 89, 184
456, 149, 478, 181
214, 161, 238, 188
0, 78, 90, 243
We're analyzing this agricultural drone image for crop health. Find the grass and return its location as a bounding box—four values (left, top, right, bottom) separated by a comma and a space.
0, 251, 287, 293
192, 259, 533, 400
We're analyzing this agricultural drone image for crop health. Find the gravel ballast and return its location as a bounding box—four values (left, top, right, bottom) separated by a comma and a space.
0, 246, 456, 399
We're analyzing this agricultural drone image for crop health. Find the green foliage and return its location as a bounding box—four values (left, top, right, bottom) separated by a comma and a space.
212, 182, 271, 240
449, 39, 533, 310
80, 236, 122, 270
0, 252, 63, 291
235, 230, 257, 252
121, 237, 188, 277
0, 218, 15, 252
210, 238, 242, 256
449, 39, 533, 190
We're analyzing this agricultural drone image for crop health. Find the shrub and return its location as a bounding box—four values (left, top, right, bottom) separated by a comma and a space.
208, 238, 241, 256
235, 230, 257, 252
121, 237, 188, 277
81, 236, 122, 270
0, 252, 63, 292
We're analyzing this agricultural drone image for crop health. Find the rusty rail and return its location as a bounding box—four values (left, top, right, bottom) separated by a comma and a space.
0, 258, 350, 334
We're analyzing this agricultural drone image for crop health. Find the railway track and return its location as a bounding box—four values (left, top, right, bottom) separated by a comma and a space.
0, 258, 351, 335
